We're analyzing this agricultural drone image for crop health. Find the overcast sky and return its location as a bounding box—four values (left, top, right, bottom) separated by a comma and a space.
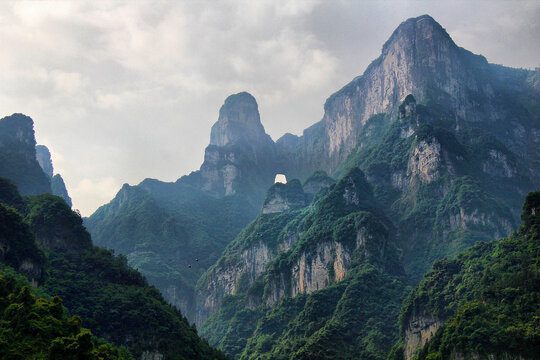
1, 0, 538, 216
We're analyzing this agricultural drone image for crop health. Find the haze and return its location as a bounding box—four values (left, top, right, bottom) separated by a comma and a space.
1, 0, 538, 216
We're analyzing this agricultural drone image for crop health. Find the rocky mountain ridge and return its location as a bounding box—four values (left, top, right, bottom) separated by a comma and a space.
36, 144, 72, 207
84, 14, 539, 359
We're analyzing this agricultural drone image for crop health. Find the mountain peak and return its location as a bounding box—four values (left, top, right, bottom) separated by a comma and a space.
383, 14, 454, 54
210, 92, 272, 147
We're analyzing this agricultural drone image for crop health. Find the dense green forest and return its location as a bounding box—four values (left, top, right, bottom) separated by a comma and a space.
389, 191, 540, 359
0, 177, 227, 360
0, 264, 132, 360
86, 179, 259, 319
197, 168, 408, 359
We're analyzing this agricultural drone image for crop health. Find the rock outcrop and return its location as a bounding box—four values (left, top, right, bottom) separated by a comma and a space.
407, 138, 441, 184
36, 145, 54, 178
184, 92, 277, 201
51, 174, 72, 207
404, 314, 442, 360
35, 144, 72, 206
276, 15, 540, 180
210, 92, 273, 148
262, 179, 306, 214
0, 114, 51, 195
302, 170, 335, 198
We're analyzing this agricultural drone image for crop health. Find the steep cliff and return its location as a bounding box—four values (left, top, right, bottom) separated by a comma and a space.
51, 174, 72, 207
277, 15, 539, 180
196, 168, 407, 359
35, 145, 54, 178
35, 144, 72, 207
186, 92, 278, 202
0, 114, 51, 195
390, 191, 540, 360
342, 95, 523, 279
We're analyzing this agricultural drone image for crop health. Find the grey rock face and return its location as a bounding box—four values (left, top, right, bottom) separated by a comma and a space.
35, 145, 72, 207
404, 314, 442, 360
192, 92, 277, 200
51, 174, 72, 207
196, 240, 275, 326
407, 138, 441, 184
36, 145, 53, 178
210, 92, 273, 148
279, 15, 539, 179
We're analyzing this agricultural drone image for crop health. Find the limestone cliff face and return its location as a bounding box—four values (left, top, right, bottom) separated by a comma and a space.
140, 352, 163, 360
443, 207, 514, 240
36, 145, 54, 178
280, 15, 539, 176
0, 238, 43, 287
35, 145, 72, 206
264, 224, 388, 307
404, 314, 442, 360
482, 149, 516, 178
210, 92, 272, 148
18, 260, 42, 288
199, 146, 241, 196
192, 92, 277, 199
302, 171, 335, 197
265, 240, 351, 307
407, 138, 441, 184
196, 239, 282, 326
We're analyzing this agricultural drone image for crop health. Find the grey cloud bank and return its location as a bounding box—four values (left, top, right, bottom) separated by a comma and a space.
0, 0, 538, 215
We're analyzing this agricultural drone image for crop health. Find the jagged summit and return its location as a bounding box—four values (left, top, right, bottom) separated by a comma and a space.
210, 91, 272, 147
382, 15, 455, 54
35, 145, 72, 207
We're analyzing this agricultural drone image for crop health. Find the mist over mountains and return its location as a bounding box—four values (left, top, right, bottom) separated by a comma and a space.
0, 13, 538, 360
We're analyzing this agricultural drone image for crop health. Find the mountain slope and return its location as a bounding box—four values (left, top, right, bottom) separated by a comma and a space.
389, 191, 539, 359
196, 168, 407, 359
278, 15, 539, 179
0, 178, 227, 360
84, 14, 539, 358
0, 263, 132, 360
85, 93, 278, 320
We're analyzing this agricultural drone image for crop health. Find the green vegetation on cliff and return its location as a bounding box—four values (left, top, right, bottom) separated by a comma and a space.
198, 168, 407, 359
86, 180, 258, 319
0, 179, 227, 360
390, 191, 540, 359
0, 264, 132, 360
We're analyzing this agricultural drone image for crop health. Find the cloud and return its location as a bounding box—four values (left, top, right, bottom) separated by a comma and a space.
71, 177, 121, 215
0, 0, 538, 216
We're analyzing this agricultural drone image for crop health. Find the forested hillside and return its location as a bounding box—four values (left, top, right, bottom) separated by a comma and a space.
0, 175, 227, 360
389, 191, 539, 359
